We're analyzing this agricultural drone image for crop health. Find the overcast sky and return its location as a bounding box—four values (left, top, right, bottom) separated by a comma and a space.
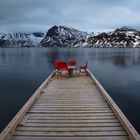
0, 0, 140, 33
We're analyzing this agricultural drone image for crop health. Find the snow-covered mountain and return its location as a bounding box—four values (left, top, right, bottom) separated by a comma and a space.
1, 26, 140, 48
0, 32, 45, 47
39, 26, 140, 48
39, 26, 90, 47
88, 26, 140, 47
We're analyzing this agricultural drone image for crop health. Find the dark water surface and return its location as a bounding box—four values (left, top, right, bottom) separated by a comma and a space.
0, 48, 140, 133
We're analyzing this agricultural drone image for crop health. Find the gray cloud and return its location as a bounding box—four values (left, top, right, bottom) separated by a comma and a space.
0, 0, 140, 32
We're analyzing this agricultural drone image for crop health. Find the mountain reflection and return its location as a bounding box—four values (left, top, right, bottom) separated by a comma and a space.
93, 49, 140, 67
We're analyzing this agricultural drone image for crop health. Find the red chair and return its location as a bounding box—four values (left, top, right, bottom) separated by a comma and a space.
67, 59, 77, 76
67, 59, 77, 66
79, 61, 88, 75
57, 62, 69, 77
54, 59, 61, 70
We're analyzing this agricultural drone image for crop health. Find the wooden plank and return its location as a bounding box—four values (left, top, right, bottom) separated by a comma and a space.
11, 136, 129, 140
41, 98, 103, 100
32, 104, 108, 107
38, 98, 104, 100
34, 104, 108, 107
13, 131, 128, 136
35, 102, 106, 104
29, 108, 111, 111
39, 97, 104, 100
28, 110, 112, 114
26, 119, 119, 124
31, 105, 109, 108
27, 112, 115, 116
34, 103, 108, 106
37, 100, 105, 103
16, 126, 124, 132
35, 101, 107, 103
42, 92, 102, 95
29, 108, 110, 111
23, 122, 122, 127
29, 115, 117, 120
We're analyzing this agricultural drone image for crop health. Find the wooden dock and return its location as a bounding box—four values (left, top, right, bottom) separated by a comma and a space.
0, 70, 140, 140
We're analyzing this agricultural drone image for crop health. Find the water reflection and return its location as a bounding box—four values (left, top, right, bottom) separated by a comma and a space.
91, 49, 140, 68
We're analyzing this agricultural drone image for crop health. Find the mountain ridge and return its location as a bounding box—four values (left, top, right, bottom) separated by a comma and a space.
0, 26, 140, 47
0, 32, 45, 47
39, 25, 90, 47
87, 26, 140, 47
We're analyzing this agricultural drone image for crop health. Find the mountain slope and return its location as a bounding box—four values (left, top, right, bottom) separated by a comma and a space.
0, 32, 45, 47
88, 26, 140, 47
39, 26, 90, 47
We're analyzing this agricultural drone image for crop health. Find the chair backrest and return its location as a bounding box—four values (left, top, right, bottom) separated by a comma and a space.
67, 59, 76, 66
85, 61, 88, 67
58, 62, 68, 70
54, 60, 61, 69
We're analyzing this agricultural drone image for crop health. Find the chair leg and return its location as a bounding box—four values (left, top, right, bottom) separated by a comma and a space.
78, 69, 81, 76
65, 70, 68, 78
67, 70, 69, 78
61, 71, 63, 77
76, 68, 78, 76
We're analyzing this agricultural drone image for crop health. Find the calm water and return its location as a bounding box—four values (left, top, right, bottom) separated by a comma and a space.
0, 48, 140, 133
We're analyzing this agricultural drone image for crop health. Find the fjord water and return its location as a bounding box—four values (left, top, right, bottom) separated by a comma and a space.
0, 48, 140, 134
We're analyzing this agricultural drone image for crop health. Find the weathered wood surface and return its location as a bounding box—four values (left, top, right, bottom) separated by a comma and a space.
1, 71, 139, 140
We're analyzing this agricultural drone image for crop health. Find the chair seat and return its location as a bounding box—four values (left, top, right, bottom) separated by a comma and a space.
59, 68, 68, 71
80, 66, 87, 69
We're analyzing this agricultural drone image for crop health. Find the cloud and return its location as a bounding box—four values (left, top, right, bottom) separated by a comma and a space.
0, 0, 140, 32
